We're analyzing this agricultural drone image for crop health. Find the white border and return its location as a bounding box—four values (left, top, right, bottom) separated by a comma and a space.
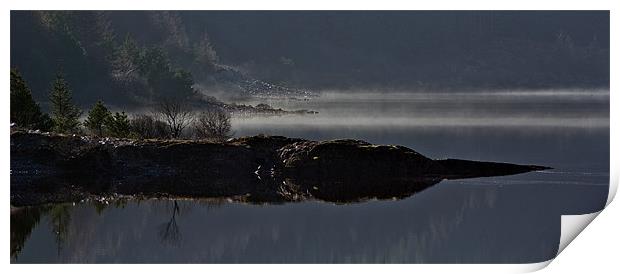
2, 0, 615, 11
2, 1, 617, 273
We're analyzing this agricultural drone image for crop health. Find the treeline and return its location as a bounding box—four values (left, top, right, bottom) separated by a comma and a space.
11, 11, 219, 107
10, 69, 232, 142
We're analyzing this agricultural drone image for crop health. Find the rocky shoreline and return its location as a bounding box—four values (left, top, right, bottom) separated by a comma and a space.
223, 102, 318, 116
10, 130, 550, 206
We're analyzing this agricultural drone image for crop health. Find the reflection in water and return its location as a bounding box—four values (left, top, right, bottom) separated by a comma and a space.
10, 91, 609, 263
11, 206, 49, 259
49, 204, 72, 255
158, 201, 182, 245
10, 171, 608, 263
10, 200, 132, 262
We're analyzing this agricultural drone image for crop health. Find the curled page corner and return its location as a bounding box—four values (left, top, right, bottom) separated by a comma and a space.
513, 259, 554, 273
521, 212, 602, 273
539, 174, 616, 270
557, 211, 601, 255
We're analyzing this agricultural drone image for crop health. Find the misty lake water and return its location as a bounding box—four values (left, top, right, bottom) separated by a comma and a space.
11, 90, 609, 263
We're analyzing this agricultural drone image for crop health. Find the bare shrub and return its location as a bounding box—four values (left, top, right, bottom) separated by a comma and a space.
153, 99, 194, 139
194, 108, 233, 142
130, 114, 168, 139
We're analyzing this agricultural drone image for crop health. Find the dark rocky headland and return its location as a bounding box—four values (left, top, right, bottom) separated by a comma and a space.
10, 130, 550, 206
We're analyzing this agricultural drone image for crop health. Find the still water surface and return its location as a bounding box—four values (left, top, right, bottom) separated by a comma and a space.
11, 90, 609, 263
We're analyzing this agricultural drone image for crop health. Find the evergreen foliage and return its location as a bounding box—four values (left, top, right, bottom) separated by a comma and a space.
49, 73, 81, 133
105, 111, 131, 138
10, 69, 52, 130
84, 100, 112, 136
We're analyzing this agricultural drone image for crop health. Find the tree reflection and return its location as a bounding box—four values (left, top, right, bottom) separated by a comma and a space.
158, 201, 181, 245
11, 203, 73, 260
49, 204, 72, 255
11, 206, 50, 260
12, 199, 132, 260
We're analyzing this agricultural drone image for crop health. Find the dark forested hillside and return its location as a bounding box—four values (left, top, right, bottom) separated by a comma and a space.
10, 11, 609, 108
11, 11, 218, 108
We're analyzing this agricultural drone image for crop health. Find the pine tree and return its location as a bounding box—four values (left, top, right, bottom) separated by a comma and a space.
112, 35, 141, 78
84, 100, 111, 136
105, 111, 130, 138
49, 72, 82, 133
10, 69, 52, 130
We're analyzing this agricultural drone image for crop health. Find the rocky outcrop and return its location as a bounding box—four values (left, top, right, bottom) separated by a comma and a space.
10, 130, 550, 206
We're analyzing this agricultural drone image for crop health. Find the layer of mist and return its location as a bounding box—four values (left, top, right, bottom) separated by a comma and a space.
232, 89, 610, 135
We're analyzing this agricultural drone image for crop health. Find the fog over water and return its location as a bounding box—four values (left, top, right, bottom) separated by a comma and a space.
232, 90, 609, 132
11, 89, 609, 263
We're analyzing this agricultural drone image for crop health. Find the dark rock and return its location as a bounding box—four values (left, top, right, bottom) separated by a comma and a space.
437, 159, 550, 179
10, 130, 550, 206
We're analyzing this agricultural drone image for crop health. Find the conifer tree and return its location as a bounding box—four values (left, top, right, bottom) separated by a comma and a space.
10, 69, 52, 130
105, 111, 130, 138
49, 72, 81, 133
84, 100, 111, 136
